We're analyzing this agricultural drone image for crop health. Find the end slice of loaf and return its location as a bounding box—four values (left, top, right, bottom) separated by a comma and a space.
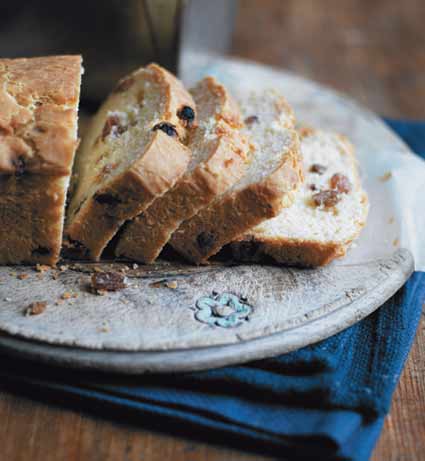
168, 89, 303, 264
231, 128, 369, 267
0, 55, 82, 265
65, 63, 194, 261
115, 76, 250, 263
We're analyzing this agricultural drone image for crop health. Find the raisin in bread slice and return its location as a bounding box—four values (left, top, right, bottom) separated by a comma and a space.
168, 89, 303, 264
65, 63, 194, 260
116, 76, 250, 263
0, 55, 82, 265
231, 128, 369, 267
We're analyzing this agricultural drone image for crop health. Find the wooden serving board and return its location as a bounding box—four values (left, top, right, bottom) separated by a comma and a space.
0, 249, 413, 373
0, 58, 417, 373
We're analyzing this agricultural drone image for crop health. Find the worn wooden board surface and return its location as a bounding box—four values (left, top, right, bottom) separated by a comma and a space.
0, 249, 414, 373
0, 0, 424, 459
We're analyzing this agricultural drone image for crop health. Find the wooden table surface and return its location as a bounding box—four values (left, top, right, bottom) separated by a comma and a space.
1, 1, 424, 460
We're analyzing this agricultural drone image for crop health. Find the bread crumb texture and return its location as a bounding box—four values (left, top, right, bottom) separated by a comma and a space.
251, 130, 368, 243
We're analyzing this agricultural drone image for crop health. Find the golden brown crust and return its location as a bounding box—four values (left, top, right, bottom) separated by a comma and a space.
0, 55, 81, 175
230, 236, 346, 267
66, 131, 191, 260
0, 55, 82, 265
169, 138, 302, 265
230, 128, 369, 268
0, 174, 70, 264
116, 77, 249, 264
65, 64, 194, 261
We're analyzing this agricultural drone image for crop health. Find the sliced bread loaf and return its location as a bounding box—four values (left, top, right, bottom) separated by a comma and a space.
231, 128, 369, 267
0, 55, 82, 265
115, 76, 250, 263
168, 89, 303, 264
65, 64, 194, 260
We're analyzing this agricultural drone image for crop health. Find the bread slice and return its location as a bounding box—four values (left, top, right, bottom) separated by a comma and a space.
0, 55, 82, 265
231, 128, 369, 267
65, 63, 194, 261
168, 89, 303, 264
115, 76, 250, 263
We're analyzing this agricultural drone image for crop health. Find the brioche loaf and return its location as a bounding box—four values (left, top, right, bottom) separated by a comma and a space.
231, 128, 369, 267
65, 64, 194, 260
0, 55, 82, 265
116, 76, 250, 263
169, 89, 303, 264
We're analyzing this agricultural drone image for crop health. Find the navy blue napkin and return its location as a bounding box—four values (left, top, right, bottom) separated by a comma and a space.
0, 121, 424, 461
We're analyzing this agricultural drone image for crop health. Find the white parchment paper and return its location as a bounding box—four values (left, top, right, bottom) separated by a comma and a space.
181, 54, 425, 271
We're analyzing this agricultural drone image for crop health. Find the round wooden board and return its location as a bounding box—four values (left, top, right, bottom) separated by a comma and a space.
0, 249, 414, 374
0, 57, 417, 373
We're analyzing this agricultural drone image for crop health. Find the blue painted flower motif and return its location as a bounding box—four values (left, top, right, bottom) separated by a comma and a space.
195, 292, 252, 328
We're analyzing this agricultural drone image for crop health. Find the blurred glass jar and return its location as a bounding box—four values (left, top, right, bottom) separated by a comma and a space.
0, 0, 237, 108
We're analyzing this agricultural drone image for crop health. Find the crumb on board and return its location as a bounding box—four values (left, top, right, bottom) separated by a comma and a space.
17, 273, 29, 280
61, 292, 72, 300
149, 280, 164, 288
98, 323, 110, 333
378, 171, 392, 182
4, 297, 12, 302
25, 301, 47, 316
91, 272, 128, 294
150, 279, 178, 289
165, 280, 178, 289
35, 264, 50, 273
132, 263, 139, 269
393, 237, 400, 247
59, 265, 68, 272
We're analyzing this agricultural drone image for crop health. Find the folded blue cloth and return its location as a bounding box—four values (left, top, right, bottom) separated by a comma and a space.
0, 121, 424, 461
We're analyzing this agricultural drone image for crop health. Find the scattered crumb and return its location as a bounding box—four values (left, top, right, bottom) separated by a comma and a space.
36, 273, 44, 280
61, 292, 72, 300
17, 273, 29, 280
72, 293, 78, 298
150, 279, 178, 289
55, 299, 64, 306
388, 216, 395, 224
35, 264, 50, 273
393, 238, 400, 247
93, 267, 104, 273
9, 271, 17, 277
59, 265, 68, 272
150, 280, 164, 288
4, 297, 12, 302
98, 325, 110, 333
132, 263, 139, 269
25, 301, 47, 316
165, 280, 178, 289
91, 272, 128, 294
378, 171, 392, 182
